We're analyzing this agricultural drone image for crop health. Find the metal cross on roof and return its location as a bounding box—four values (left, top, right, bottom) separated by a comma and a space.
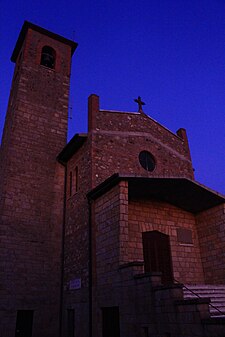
134, 96, 145, 112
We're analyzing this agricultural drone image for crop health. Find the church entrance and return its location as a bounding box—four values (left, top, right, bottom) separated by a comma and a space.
142, 231, 173, 284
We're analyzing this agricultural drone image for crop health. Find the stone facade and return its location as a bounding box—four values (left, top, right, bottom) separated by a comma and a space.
60, 94, 225, 337
88, 95, 194, 187
1, 22, 225, 337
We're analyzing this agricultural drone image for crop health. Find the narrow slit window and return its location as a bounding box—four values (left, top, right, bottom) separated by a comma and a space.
40, 46, 56, 69
69, 171, 73, 197
69, 168, 78, 197
75, 166, 78, 192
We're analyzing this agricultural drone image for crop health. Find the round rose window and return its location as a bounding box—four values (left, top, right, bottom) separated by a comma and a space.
139, 151, 156, 172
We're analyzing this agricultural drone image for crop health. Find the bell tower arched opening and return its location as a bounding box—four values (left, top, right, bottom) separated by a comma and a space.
40, 45, 56, 69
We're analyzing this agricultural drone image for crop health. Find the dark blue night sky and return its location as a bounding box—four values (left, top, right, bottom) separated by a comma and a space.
0, 0, 224, 194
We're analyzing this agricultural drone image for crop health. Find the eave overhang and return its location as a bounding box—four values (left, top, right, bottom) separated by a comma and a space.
87, 174, 225, 214
57, 133, 88, 164
11, 21, 78, 62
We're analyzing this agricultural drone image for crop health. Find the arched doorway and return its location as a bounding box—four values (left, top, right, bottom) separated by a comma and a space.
142, 231, 173, 284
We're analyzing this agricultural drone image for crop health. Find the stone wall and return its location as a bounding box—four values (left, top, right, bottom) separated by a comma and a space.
62, 137, 92, 337
197, 204, 225, 284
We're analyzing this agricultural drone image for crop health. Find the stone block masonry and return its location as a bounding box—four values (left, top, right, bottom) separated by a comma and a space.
0, 22, 77, 337
2, 21, 224, 337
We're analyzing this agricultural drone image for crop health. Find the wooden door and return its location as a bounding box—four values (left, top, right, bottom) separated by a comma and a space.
142, 231, 173, 284
15, 310, 33, 337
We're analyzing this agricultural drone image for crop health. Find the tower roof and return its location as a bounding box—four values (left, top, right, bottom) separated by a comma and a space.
11, 21, 78, 62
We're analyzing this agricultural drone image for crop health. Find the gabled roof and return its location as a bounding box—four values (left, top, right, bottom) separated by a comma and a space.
87, 174, 225, 214
57, 133, 88, 164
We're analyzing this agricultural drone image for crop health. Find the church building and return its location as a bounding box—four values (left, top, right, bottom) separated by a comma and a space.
0, 21, 225, 337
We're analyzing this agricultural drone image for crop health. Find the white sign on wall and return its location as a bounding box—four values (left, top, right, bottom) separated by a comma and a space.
69, 278, 81, 290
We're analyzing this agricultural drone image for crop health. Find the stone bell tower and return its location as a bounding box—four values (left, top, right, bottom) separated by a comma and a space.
0, 21, 77, 337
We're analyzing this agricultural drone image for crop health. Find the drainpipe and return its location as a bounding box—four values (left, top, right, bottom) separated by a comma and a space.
88, 197, 93, 337
59, 161, 67, 337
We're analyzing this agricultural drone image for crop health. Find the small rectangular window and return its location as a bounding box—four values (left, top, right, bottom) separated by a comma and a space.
177, 228, 193, 244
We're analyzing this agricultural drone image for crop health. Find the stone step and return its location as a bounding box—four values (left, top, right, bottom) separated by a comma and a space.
210, 304, 225, 310
183, 287, 225, 296
183, 284, 225, 317
184, 288, 225, 293
184, 292, 225, 299
184, 284, 225, 288
211, 307, 225, 313
183, 286, 225, 292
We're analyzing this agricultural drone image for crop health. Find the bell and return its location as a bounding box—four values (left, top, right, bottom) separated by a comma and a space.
41, 53, 54, 68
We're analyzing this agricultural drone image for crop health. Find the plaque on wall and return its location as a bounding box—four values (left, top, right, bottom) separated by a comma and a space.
69, 278, 81, 290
